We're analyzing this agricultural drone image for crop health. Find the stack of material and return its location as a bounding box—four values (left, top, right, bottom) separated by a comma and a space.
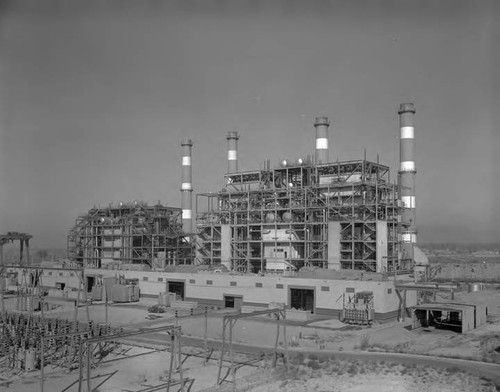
286, 308, 312, 321
170, 300, 197, 311
110, 284, 139, 302
158, 292, 177, 306
91, 285, 103, 301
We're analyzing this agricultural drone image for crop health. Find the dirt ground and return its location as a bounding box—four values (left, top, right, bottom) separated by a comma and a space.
249, 358, 498, 392
38, 289, 500, 367
4, 289, 500, 391
4, 345, 258, 392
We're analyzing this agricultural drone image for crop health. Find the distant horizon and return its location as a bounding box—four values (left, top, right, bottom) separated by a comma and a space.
1, 240, 499, 256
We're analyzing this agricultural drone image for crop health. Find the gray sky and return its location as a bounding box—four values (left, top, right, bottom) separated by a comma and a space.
0, 0, 498, 248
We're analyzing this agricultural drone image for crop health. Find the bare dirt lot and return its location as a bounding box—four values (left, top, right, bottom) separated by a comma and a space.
4, 289, 500, 391
5, 346, 258, 392
249, 355, 499, 392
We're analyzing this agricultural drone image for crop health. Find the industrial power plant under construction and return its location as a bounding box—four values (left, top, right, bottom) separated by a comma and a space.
1, 104, 499, 392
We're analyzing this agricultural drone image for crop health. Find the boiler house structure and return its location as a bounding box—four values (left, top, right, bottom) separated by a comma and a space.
196, 104, 418, 275
64, 103, 422, 321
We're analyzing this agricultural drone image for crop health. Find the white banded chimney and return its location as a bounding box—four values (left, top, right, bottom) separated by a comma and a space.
227, 131, 239, 173
398, 103, 417, 260
181, 138, 193, 234
314, 117, 329, 164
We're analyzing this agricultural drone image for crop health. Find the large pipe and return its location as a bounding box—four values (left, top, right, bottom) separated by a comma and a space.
181, 138, 193, 234
398, 103, 417, 262
226, 131, 239, 173
314, 117, 330, 164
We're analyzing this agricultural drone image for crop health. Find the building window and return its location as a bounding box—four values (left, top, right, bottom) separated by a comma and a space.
70, 273, 74, 277
189, 279, 195, 284
158, 277, 163, 282
48, 272, 52, 276
230, 281, 237, 286
276, 284, 284, 289
255, 283, 263, 288
346, 287, 355, 293
59, 273, 63, 277
387, 288, 392, 294
143, 277, 148, 282
207, 280, 213, 285
321, 286, 330, 292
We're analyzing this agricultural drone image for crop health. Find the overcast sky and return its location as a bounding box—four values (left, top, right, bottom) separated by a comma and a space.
0, 0, 498, 248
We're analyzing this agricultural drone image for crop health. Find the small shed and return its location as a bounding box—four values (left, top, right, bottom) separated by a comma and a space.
412, 302, 487, 333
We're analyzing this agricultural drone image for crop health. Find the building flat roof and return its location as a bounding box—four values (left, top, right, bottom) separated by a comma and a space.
414, 302, 477, 312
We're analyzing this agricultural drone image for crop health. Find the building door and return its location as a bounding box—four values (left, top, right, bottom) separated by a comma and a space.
87, 276, 95, 293
290, 288, 314, 313
167, 281, 185, 300
224, 296, 235, 308
224, 295, 243, 310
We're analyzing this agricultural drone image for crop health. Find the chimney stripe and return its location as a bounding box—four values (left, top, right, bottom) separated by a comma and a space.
402, 233, 417, 243
182, 209, 192, 219
316, 138, 328, 150
400, 126, 414, 139
400, 161, 415, 172
401, 196, 416, 209
182, 156, 191, 166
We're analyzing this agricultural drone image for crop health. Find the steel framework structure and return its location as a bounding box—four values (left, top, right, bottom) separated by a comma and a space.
0, 232, 32, 266
67, 202, 193, 269
197, 160, 412, 274
79, 325, 185, 392
217, 308, 288, 387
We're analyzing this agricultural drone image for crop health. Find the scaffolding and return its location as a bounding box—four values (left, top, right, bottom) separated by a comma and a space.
197, 159, 412, 274
67, 202, 193, 269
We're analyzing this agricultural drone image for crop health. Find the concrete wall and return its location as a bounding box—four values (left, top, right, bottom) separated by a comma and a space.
327, 221, 341, 270
221, 224, 231, 270
475, 303, 488, 327
85, 268, 416, 321
463, 306, 474, 333
9, 268, 81, 290
376, 221, 388, 272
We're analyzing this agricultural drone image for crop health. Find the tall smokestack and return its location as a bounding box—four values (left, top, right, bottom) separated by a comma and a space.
181, 138, 193, 234
314, 117, 329, 164
227, 131, 239, 173
398, 103, 417, 262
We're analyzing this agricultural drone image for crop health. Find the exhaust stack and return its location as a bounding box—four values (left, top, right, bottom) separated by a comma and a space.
181, 138, 193, 234
227, 131, 239, 173
398, 103, 417, 261
314, 117, 330, 164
